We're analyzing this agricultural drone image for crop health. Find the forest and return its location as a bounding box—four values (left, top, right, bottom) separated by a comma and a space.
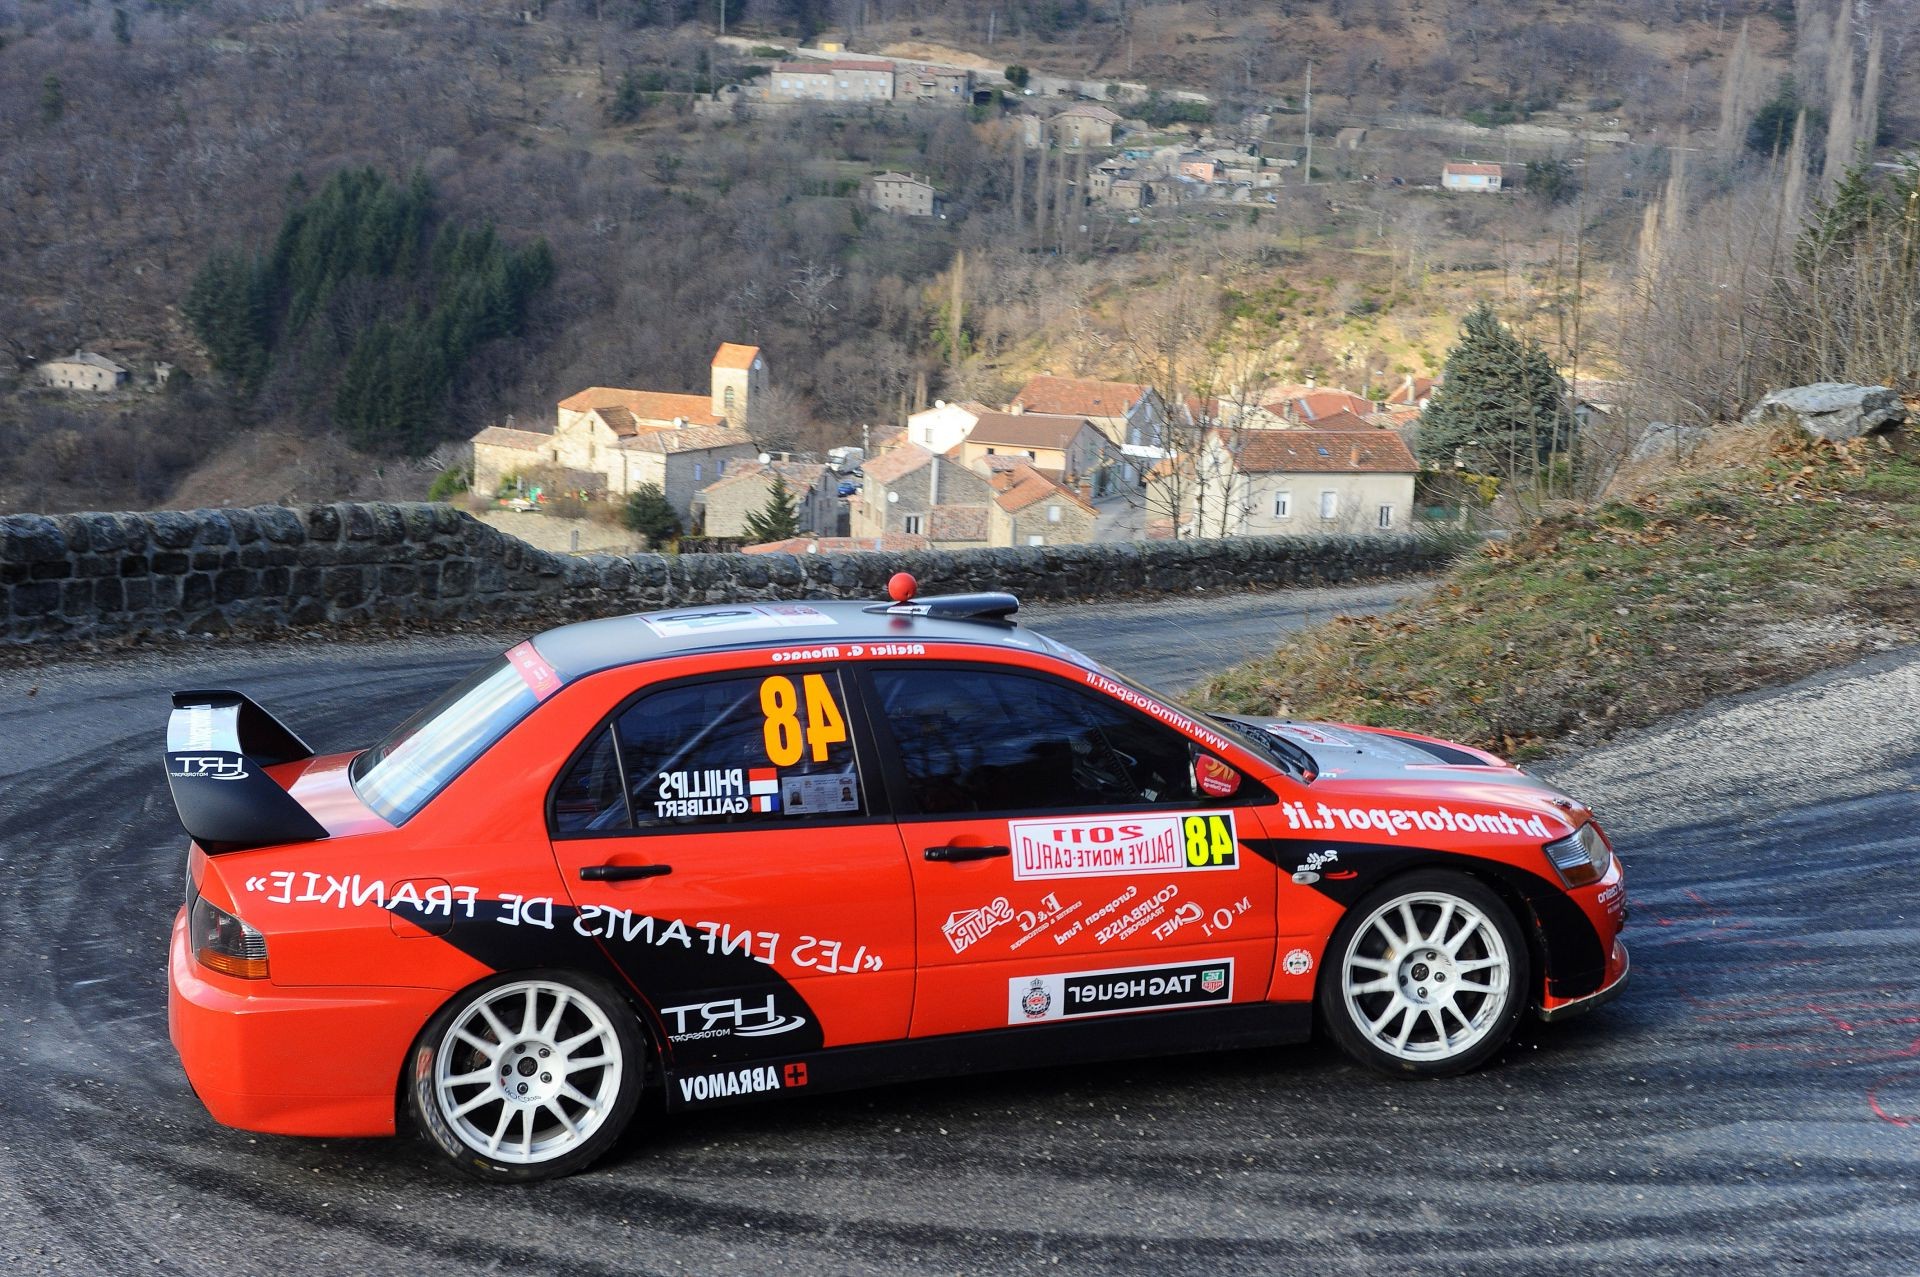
1, 0, 1916, 513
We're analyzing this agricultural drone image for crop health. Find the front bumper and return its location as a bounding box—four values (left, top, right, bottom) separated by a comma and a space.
168, 907, 445, 1137
1538, 938, 1630, 1023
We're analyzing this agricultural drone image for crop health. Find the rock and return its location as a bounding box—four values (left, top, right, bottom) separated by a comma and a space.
1630, 421, 1710, 463
1742, 383, 1906, 443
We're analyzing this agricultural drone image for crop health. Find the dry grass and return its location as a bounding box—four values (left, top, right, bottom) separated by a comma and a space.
1191, 427, 1920, 760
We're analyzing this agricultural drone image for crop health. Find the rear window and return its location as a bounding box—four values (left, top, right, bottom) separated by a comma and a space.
351, 645, 553, 824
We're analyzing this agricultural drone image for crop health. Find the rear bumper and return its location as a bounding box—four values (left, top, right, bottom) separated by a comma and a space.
168, 907, 444, 1137
1538, 938, 1629, 1023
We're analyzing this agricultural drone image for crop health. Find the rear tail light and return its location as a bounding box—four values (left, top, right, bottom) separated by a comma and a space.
1544, 823, 1611, 888
189, 891, 270, 980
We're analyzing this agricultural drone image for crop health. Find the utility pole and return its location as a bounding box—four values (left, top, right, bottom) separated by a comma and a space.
717, 0, 724, 37
1302, 62, 1314, 186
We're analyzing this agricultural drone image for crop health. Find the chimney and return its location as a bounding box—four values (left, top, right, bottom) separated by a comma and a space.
928, 455, 940, 506
1010, 403, 1025, 415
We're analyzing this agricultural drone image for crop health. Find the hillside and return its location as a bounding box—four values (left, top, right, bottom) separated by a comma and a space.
0, 0, 1910, 514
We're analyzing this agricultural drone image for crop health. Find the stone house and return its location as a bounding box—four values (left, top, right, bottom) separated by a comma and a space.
1161, 428, 1419, 537
1010, 374, 1167, 490
38, 351, 129, 392
1177, 153, 1217, 182
1108, 178, 1148, 210
848, 443, 995, 542
471, 344, 764, 522
1441, 162, 1504, 192
868, 172, 938, 216
697, 460, 836, 538
897, 65, 973, 104
768, 60, 895, 103
987, 462, 1100, 547
1052, 103, 1122, 148
955, 410, 1107, 486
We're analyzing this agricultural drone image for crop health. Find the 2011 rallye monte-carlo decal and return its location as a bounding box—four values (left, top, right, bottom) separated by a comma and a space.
163, 577, 1628, 1182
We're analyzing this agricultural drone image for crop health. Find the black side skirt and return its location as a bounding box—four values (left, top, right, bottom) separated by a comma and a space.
662, 1001, 1314, 1111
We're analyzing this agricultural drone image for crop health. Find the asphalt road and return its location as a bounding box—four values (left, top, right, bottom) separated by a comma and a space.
3, 587, 1918, 1276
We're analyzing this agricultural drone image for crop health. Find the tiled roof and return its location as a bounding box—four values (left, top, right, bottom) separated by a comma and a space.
744, 534, 930, 554
928, 504, 990, 542
471, 426, 552, 451
701, 459, 828, 493
559, 387, 724, 428
1055, 104, 1122, 123
1012, 375, 1148, 419
1304, 408, 1375, 431
779, 59, 894, 72
711, 343, 762, 371
1228, 429, 1418, 475
1386, 376, 1437, 405
620, 425, 755, 454
1283, 389, 1379, 421
874, 172, 934, 189
859, 442, 937, 486
52, 351, 128, 373
965, 410, 1092, 451
1444, 162, 1503, 177
991, 463, 1097, 516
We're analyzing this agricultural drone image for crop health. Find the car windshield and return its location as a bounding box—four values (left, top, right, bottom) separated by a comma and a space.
1033, 632, 1310, 780
351, 656, 541, 824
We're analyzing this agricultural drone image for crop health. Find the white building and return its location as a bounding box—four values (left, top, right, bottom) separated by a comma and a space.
38, 351, 129, 392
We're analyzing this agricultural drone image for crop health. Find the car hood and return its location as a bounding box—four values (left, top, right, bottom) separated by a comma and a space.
1221, 716, 1590, 835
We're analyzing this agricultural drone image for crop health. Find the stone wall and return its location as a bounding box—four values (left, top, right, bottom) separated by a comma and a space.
0, 502, 1461, 646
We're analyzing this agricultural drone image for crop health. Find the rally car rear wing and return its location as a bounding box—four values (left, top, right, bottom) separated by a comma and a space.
165, 691, 329, 854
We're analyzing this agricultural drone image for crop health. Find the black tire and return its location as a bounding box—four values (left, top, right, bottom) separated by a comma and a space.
406, 970, 645, 1182
1317, 870, 1530, 1078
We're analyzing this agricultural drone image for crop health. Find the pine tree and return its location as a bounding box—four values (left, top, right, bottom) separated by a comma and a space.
1413, 303, 1574, 481
742, 473, 802, 543
623, 484, 682, 546
112, 7, 131, 44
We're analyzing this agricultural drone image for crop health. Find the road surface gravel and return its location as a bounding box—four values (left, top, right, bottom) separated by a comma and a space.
2, 586, 1916, 1275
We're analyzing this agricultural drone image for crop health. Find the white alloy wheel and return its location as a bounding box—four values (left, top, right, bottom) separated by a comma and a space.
1319, 873, 1530, 1077
410, 972, 642, 1180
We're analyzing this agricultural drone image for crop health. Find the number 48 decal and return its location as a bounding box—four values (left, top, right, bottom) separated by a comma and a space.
760, 674, 848, 766
1183, 814, 1237, 868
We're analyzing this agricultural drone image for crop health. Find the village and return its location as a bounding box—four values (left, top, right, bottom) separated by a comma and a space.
467, 341, 1434, 554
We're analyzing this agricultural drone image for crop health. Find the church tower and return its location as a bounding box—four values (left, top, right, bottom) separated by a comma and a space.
710, 343, 767, 430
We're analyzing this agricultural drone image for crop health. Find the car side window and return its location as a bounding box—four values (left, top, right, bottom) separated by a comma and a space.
552, 670, 865, 834
870, 666, 1196, 815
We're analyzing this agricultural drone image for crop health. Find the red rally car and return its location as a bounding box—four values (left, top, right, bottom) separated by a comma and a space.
166, 579, 1628, 1181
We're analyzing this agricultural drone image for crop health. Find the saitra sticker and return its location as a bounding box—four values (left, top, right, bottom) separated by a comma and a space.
1009, 812, 1239, 880
1009, 959, 1234, 1024
943, 897, 1016, 954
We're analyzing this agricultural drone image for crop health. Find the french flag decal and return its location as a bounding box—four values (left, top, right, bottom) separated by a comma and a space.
750, 768, 779, 812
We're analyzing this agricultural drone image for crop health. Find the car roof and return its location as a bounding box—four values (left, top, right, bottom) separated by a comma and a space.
530, 598, 1066, 683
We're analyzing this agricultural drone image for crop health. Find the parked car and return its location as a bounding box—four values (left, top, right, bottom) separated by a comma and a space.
166, 578, 1628, 1181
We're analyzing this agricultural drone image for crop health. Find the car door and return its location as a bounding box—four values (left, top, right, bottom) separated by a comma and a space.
547, 662, 915, 1071
858, 659, 1278, 1039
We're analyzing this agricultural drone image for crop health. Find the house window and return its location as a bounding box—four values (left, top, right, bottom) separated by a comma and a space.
1378, 504, 1393, 529
904, 514, 924, 535
694, 463, 703, 481
986, 447, 996, 455
1047, 505, 1061, 523
1027, 535, 1045, 546
724, 386, 735, 410
1273, 491, 1292, 518
1320, 491, 1338, 520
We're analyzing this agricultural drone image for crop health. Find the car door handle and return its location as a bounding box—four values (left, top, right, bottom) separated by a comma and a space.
579, 863, 673, 882
923, 845, 1011, 863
